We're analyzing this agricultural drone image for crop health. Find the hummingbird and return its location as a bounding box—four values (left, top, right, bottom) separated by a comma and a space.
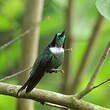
17, 31, 66, 95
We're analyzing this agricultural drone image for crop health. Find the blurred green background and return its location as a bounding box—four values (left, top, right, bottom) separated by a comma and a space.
0, 0, 110, 110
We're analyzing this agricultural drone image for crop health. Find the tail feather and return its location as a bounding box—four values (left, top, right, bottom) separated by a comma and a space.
17, 80, 29, 95
17, 71, 45, 95
26, 72, 45, 93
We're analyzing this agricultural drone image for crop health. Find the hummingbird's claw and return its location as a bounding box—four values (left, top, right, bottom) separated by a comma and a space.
50, 69, 64, 74
40, 101, 45, 105
64, 48, 72, 52
60, 70, 64, 74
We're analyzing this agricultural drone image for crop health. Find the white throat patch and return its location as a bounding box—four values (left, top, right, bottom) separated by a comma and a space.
49, 47, 64, 54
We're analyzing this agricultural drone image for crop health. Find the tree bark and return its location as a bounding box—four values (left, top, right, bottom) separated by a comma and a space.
16, 0, 44, 110
62, 0, 74, 94
0, 82, 109, 110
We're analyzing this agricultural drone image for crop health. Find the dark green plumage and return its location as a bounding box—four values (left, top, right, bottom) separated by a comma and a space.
17, 31, 65, 95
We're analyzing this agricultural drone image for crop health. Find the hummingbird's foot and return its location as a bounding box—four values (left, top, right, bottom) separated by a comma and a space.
60, 69, 64, 74
50, 69, 64, 74
40, 101, 44, 105
64, 48, 72, 52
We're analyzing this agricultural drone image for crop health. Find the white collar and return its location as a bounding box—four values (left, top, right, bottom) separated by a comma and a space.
49, 47, 64, 54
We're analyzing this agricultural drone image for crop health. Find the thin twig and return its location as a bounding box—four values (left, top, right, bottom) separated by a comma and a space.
92, 78, 110, 89
76, 40, 110, 99
0, 27, 35, 51
0, 66, 32, 82
76, 78, 110, 99
71, 15, 103, 93
87, 40, 110, 87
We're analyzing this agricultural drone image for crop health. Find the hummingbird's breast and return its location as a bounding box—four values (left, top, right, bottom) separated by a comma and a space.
49, 47, 64, 54
49, 47, 64, 68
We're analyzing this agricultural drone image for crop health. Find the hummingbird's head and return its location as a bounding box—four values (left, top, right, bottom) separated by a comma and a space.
50, 31, 66, 48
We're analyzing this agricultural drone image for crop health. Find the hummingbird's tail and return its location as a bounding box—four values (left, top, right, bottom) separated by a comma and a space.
17, 71, 45, 95
25, 72, 45, 93
17, 80, 29, 95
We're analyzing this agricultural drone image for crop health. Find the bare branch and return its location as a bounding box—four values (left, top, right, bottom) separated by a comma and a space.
92, 78, 110, 89
77, 40, 110, 99
71, 15, 103, 93
0, 82, 109, 110
0, 27, 35, 51
76, 78, 110, 99
87, 40, 110, 87
63, 0, 74, 94
0, 66, 32, 82
16, 0, 44, 109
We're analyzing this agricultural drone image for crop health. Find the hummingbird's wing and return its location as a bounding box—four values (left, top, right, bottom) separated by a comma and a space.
17, 48, 52, 94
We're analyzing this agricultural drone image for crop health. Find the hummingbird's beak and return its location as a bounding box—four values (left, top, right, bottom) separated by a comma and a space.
60, 30, 65, 37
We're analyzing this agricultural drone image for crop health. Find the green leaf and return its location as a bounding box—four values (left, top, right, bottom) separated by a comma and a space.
96, 0, 110, 21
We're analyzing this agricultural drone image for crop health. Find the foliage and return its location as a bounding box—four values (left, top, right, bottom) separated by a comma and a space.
96, 0, 110, 22
0, 0, 110, 110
